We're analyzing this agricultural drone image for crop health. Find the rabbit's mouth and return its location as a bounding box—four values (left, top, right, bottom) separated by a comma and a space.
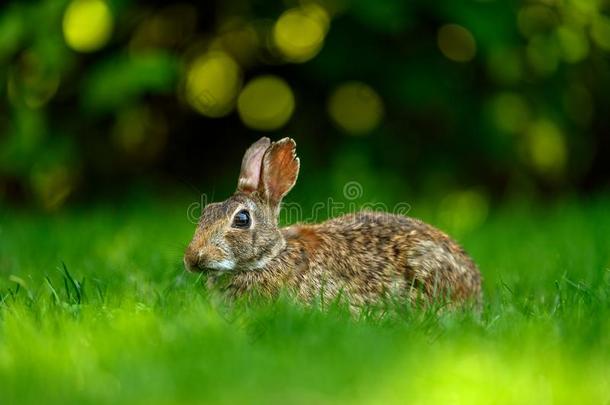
184, 256, 237, 273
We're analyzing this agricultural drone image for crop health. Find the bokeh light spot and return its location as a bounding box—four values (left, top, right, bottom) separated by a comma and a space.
129, 4, 198, 55
437, 24, 477, 63
30, 165, 75, 211
524, 119, 567, 177
185, 51, 242, 118
517, 5, 557, 38
327, 82, 384, 135
591, 15, 610, 52
7, 51, 60, 109
216, 18, 260, 66
112, 106, 168, 160
526, 35, 560, 76
273, 5, 329, 63
567, 1, 598, 21
489, 92, 531, 134
556, 26, 589, 63
63, 0, 114, 53
440, 189, 489, 234
237, 75, 295, 131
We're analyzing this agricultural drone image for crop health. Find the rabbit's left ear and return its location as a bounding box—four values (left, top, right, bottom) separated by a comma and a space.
259, 138, 299, 206
237, 137, 271, 194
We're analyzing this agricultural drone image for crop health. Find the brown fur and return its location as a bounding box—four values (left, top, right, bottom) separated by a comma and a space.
184, 137, 482, 308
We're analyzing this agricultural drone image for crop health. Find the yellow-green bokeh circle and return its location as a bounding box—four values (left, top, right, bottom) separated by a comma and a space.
237, 75, 295, 131
63, 0, 114, 53
273, 6, 328, 63
185, 51, 242, 118
327, 82, 384, 135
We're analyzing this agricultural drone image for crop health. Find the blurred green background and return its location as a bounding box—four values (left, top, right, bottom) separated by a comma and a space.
1, 0, 609, 212
2, 2, 610, 403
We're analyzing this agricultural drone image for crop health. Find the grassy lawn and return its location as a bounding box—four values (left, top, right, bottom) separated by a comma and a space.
0, 194, 609, 404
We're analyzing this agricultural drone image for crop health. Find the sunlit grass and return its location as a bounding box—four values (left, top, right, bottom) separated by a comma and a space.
0, 195, 609, 404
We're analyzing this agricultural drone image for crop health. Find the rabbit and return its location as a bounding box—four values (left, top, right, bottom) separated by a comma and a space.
184, 137, 482, 308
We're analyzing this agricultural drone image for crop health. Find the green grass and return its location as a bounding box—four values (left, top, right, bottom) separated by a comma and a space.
1, 194, 609, 404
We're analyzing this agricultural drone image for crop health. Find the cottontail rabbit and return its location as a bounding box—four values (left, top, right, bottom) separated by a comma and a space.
184, 137, 482, 307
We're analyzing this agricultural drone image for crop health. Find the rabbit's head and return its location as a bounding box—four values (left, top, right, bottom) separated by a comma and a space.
184, 137, 299, 272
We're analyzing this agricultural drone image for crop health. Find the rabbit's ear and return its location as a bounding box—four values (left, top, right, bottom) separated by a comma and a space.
259, 138, 300, 206
237, 137, 271, 194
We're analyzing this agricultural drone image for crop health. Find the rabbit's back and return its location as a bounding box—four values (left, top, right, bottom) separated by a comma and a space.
284, 211, 481, 305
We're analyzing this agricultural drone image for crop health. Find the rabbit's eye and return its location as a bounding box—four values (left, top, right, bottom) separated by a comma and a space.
232, 210, 251, 229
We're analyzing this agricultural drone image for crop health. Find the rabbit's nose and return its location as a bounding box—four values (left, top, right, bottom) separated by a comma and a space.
183, 249, 201, 272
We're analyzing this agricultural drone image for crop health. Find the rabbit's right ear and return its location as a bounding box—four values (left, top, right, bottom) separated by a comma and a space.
259, 138, 299, 207
237, 137, 271, 194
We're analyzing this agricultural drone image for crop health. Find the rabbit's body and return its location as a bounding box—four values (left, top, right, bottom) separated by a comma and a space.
185, 137, 482, 307
207, 211, 481, 305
